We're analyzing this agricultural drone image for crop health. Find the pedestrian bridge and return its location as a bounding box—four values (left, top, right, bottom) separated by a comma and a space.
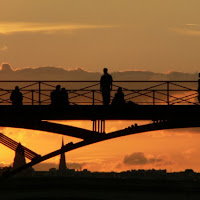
0, 80, 199, 120
0, 80, 200, 177
0, 80, 198, 106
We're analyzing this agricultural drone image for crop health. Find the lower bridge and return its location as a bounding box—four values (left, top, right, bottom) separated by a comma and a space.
1, 118, 200, 178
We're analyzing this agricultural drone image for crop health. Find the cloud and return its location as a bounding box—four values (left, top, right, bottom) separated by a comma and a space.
170, 24, 200, 36
0, 45, 8, 52
0, 63, 198, 81
0, 63, 198, 106
0, 63, 12, 72
0, 22, 117, 35
124, 152, 164, 166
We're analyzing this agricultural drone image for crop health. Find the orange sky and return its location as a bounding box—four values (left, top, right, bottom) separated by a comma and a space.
1, 0, 200, 172
1, 120, 200, 172
0, 0, 200, 72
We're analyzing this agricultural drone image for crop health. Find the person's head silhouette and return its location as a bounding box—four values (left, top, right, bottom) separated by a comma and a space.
15, 86, 19, 91
117, 87, 122, 93
61, 88, 66, 92
56, 85, 61, 91
103, 68, 108, 74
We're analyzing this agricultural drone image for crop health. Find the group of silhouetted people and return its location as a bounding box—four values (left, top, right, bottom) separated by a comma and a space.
9, 72, 200, 107
100, 68, 132, 106
9, 68, 135, 107
9, 68, 126, 107
9, 85, 70, 107
50, 85, 69, 107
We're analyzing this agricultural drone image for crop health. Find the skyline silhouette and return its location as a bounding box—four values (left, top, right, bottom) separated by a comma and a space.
1, 1, 200, 199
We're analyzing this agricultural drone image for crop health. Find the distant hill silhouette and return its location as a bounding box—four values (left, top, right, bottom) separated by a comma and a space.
0, 63, 198, 81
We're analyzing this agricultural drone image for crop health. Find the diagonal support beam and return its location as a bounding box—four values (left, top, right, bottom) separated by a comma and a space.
0, 132, 39, 160
0, 120, 102, 140
3, 119, 200, 178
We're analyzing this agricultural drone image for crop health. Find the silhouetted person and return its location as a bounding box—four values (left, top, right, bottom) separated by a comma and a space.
198, 73, 200, 103
10, 86, 23, 106
51, 85, 61, 106
100, 68, 113, 105
111, 87, 125, 106
60, 88, 69, 107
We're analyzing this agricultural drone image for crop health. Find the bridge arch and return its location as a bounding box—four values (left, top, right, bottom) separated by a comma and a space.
2, 119, 200, 178
0, 119, 200, 140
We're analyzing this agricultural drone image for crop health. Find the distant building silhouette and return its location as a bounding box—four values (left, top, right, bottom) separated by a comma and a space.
13, 143, 33, 176
59, 138, 67, 173
13, 143, 26, 169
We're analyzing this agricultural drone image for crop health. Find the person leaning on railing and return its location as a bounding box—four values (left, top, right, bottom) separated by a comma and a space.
50, 85, 69, 107
10, 86, 23, 106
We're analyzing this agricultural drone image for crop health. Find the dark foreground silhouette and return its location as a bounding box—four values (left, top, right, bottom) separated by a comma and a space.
0, 176, 200, 200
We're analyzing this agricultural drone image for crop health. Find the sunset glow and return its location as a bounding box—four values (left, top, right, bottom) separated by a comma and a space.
1, 0, 200, 173
1, 120, 200, 172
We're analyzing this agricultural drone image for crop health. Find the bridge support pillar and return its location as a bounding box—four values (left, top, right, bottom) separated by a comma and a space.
92, 120, 105, 133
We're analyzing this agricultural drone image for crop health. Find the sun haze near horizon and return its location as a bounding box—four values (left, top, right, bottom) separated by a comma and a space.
0, 0, 200, 73
0, 0, 200, 172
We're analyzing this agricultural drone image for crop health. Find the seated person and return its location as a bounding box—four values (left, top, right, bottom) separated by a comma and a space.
111, 87, 126, 106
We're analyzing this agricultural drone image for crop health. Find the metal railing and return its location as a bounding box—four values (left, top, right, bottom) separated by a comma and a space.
0, 80, 199, 105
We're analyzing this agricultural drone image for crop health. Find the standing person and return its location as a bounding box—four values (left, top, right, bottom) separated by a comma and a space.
198, 73, 200, 103
10, 86, 23, 106
100, 68, 113, 105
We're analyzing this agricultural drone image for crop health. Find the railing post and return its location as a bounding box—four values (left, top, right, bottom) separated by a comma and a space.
153, 90, 155, 105
39, 81, 41, 105
92, 90, 95, 105
32, 90, 34, 105
93, 120, 95, 132
98, 120, 100, 133
167, 81, 169, 105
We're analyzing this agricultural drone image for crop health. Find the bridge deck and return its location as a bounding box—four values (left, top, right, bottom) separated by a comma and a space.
0, 105, 199, 120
